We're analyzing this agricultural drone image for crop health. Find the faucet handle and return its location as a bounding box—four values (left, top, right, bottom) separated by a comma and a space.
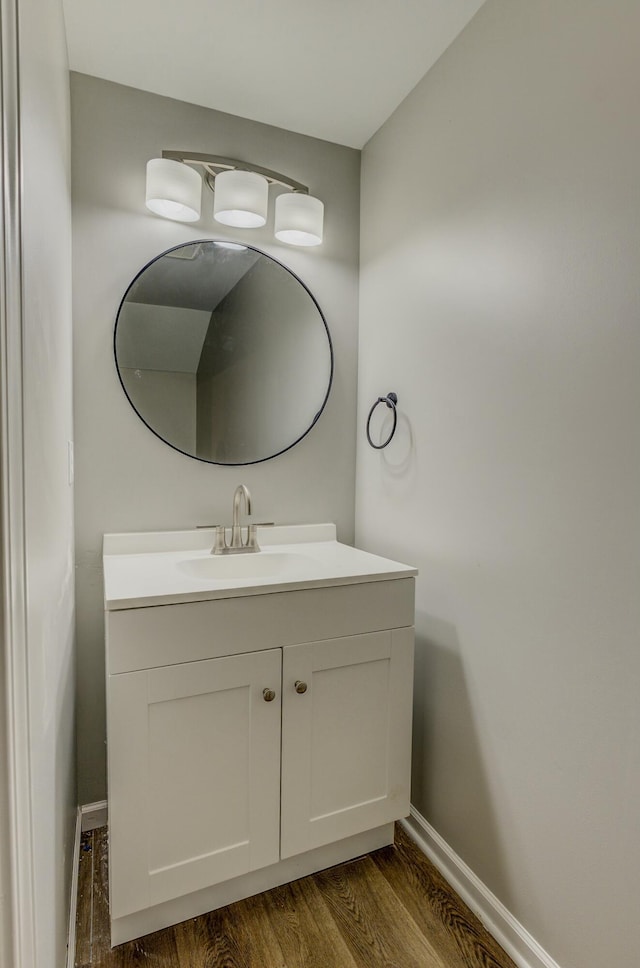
246, 524, 261, 552
245, 522, 275, 552
211, 525, 227, 555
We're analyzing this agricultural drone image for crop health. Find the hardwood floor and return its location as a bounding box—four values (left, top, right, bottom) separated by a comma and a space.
73, 825, 517, 968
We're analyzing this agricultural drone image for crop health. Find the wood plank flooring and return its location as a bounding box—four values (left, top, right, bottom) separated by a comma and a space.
73, 825, 517, 968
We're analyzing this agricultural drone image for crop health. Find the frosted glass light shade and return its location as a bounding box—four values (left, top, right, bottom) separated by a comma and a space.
145, 158, 201, 222
213, 170, 268, 228
274, 193, 324, 246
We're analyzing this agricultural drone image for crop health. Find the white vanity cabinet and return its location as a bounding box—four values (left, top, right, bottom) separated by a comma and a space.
107, 648, 283, 921
280, 629, 413, 858
104, 527, 416, 946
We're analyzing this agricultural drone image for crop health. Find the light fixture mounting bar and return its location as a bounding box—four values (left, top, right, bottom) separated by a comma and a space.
161, 150, 309, 195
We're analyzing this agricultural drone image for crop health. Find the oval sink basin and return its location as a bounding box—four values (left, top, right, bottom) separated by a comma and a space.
177, 552, 319, 581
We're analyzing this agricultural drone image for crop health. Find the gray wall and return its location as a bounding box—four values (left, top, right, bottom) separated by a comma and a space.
356, 3, 640, 967
19, 0, 76, 964
71, 73, 360, 803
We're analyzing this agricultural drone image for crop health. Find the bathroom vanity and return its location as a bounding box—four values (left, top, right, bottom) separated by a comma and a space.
103, 523, 416, 945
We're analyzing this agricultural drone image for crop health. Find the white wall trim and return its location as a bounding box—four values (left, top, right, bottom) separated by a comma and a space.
65, 809, 82, 968
80, 800, 108, 832
0, 0, 37, 965
66, 803, 107, 967
401, 808, 562, 968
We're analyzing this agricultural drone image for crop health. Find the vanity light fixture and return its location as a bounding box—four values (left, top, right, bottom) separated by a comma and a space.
275, 192, 324, 247
144, 150, 324, 246
145, 158, 202, 222
213, 170, 268, 228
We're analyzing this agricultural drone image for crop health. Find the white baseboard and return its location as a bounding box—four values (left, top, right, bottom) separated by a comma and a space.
401, 807, 562, 968
80, 799, 108, 832
66, 808, 82, 968
67, 802, 108, 967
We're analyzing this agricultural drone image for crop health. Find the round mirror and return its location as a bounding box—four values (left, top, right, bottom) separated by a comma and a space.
114, 241, 333, 465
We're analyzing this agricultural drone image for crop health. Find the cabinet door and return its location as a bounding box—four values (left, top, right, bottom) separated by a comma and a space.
280, 628, 413, 859
108, 649, 281, 919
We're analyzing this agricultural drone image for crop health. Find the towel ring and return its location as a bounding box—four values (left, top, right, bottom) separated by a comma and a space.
366, 392, 398, 449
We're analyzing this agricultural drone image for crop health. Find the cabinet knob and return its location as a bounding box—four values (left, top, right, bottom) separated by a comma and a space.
294, 680, 308, 694
263, 688, 276, 702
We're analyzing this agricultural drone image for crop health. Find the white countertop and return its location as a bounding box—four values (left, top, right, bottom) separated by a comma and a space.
103, 523, 417, 610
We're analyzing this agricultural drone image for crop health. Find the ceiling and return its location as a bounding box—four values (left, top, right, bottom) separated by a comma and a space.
62, 0, 485, 149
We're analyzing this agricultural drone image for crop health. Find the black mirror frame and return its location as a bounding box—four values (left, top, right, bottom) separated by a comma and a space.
114, 240, 334, 466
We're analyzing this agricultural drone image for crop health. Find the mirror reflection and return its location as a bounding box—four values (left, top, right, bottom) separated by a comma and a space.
115, 241, 333, 464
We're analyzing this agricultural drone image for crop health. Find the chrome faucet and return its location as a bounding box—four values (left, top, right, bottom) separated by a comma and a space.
211, 484, 262, 555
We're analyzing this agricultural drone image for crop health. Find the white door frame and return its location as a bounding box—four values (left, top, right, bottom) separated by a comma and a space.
0, 0, 38, 965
